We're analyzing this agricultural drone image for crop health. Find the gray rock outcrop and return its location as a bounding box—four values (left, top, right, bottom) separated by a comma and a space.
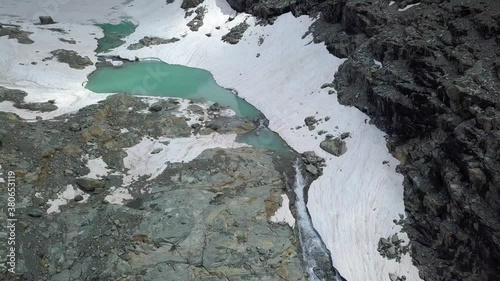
39, 16, 55, 25
222, 22, 250, 44
45, 49, 93, 69
127, 36, 180, 50
320, 138, 347, 156
0, 25, 34, 44
0, 90, 306, 281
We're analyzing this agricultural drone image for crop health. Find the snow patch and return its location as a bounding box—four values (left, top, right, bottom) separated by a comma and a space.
398, 3, 421, 11
270, 194, 295, 227
46, 185, 89, 214
104, 187, 133, 205
83, 156, 111, 179
122, 133, 248, 185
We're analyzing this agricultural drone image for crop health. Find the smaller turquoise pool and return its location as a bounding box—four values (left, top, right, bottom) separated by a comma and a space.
96, 20, 136, 53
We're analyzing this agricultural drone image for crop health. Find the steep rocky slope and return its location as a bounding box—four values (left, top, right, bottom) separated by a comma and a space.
0, 92, 306, 280
222, 0, 500, 280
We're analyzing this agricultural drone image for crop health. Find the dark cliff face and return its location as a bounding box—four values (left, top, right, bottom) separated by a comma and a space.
224, 0, 500, 280
323, 1, 500, 280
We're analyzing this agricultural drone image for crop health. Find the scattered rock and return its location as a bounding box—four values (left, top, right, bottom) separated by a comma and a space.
301, 151, 325, 177
304, 116, 316, 126
59, 38, 76, 44
258, 36, 264, 46
317, 130, 327, 135
377, 233, 409, 263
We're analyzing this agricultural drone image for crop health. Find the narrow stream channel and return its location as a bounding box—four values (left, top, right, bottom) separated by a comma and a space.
294, 162, 347, 281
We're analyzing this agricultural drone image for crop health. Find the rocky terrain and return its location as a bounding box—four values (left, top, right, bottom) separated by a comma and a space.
222, 22, 250, 44
127, 36, 180, 50
0, 24, 34, 44
219, 0, 500, 280
0, 89, 309, 280
0, 86, 58, 112
44, 49, 93, 69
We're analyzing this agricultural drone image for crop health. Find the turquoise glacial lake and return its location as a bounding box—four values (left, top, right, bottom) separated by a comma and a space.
86, 60, 291, 153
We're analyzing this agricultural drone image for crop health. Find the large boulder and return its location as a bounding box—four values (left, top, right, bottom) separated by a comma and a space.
75, 178, 105, 193
320, 138, 347, 156
39, 16, 55, 25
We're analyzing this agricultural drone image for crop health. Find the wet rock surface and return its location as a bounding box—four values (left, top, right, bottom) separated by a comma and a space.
44, 49, 93, 69
236, 0, 500, 280
0, 91, 307, 280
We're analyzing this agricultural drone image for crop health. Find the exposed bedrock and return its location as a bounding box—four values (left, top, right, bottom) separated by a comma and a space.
228, 0, 500, 280
0, 91, 306, 281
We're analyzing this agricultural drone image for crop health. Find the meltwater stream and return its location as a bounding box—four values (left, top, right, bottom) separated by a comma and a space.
294, 162, 346, 281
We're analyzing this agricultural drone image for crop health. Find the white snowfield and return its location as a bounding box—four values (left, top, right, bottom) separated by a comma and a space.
46, 184, 89, 214
0, 0, 422, 280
